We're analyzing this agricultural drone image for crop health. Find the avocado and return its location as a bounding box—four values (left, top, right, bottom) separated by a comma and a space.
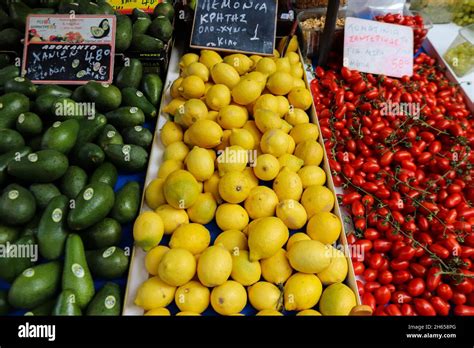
0, 228, 36, 282
0, 92, 30, 129
122, 126, 153, 148
81, 218, 122, 249
4, 77, 37, 98
0, 290, 10, 315
149, 16, 173, 42
153, 2, 175, 21
0, 129, 25, 154
52, 290, 82, 316
89, 161, 118, 187
140, 73, 163, 106
132, 17, 152, 36
104, 144, 149, 172
0, 65, 19, 89
60, 166, 88, 199
75, 142, 105, 170
0, 184, 36, 226
75, 113, 108, 148
97, 124, 123, 149
86, 282, 121, 316
29, 183, 61, 210
16, 112, 43, 136
105, 106, 145, 129
121, 87, 156, 118
24, 299, 56, 316
37, 84, 72, 98
115, 14, 132, 52
110, 181, 141, 224
83, 81, 121, 112
132, 34, 164, 53
0, 28, 23, 49
41, 119, 80, 154
116, 58, 143, 89
0, 147, 31, 188
86, 246, 129, 279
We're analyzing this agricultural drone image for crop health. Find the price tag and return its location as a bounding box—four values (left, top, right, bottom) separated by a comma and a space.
106, 0, 162, 14
343, 17, 413, 78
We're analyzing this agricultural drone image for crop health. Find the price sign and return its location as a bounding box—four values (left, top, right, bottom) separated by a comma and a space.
106, 0, 163, 14
343, 17, 413, 78
22, 14, 116, 84
190, 0, 277, 56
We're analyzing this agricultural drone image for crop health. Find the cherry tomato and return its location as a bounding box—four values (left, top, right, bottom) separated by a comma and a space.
414, 299, 436, 316
374, 286, 391, 305
407, 278, 426, 297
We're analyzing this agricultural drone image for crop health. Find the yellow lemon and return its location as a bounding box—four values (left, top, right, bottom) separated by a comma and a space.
284, 273, 323, 311
290, 123, 319, 144
178, 75, 206, 99
244, 186, 279, 219
203, 171, 221, 202
185, 146, 214, 181
175, 280, 210, 313
245, 71, 267, 90
205, 84, 231, 111
287, 240, 332, 273
229, 128, 255, 150
295, 140, 323, 166
217, 104, 248, 129
286, 233, 311, 251
199, 50, 223, 69
297, 309, 322, 316
276, 199, 308, 230
319, 283, 357, 316
278, 153, 304, 172
145, 178, 166, 209
157, 160, 183, 179
256, 309, 283, 316
224, 54, 253, 75
176, 311, 201, 316
218, 171, 251, 204
155, 204, 189, 235
188, 119, 223, 148
134, 276, 176, 310
145, 245, 170, 275
317, 247, 348, 285
179, 98, 208, 127
133, 211, 164, 251
170, 223, 211, 255
145, 307, 171, 316
232, 78, 262, 106
298, 165, 326, 188
243, 120, 262, 146
215, 129, 231, 151
210, 62, 240, 89
163, 141, 189, 162
288, 87, 313, 110
278, 35, 298, 54
253, 154, 280, 181
266, 72, 294, 96
248, 281, 282, 311
273, 167, 303, 201
210, 280, 247, 315
256, 57, 277, 76
180, 53, 199, 70
204, 81, 215, 94
163, 98, 186, 116
307, 211, 342, 245
160, 121, 183, 146
254, 108, 282, 133
285, 108, 309, 126
286, 135, 296, 154
293, 78, 306, 89
253, 94, 279, 115
217, 145, 248, 175
184, 61, 209, 82
276, 96, 290, 117
214, 230, 248, 253
248, 217, 289, 261
285, 51, 300, 64
260, 129, 290, 157
260, 248, 292, 285
215, 203, 249, 231
290, 63, 304, 79
163, 169, 200, 209
187, 192, 217, 224
207, 110, 219, 121
275, 57, 291, 73
197, 245, 233, 287
301, 185, 335, 218
158, 248, 196, 287
243, 167, 259, 189
249, 54, 263, 68
231, 249, 261, 286
280, 119, 293, 134
170, 77, 183, 98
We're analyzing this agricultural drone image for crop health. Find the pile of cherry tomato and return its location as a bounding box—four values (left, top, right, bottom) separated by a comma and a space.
311, 53, 474, 316
375, 13, 429, 53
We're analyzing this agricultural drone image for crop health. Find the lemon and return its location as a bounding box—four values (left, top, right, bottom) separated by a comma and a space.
276, 199, 308, 230
301, 185, 335, 218
273, 49, 280, 58
155, 204, 189, 235
280, 119, 293, 134
256, 309, 283, 316
215, 203, 249, 231
295, 140, 323, 166
183, 129, 192, 145
180, 98, 208, 127
229, 128, 255, 150
170, 223, 211, 255
133, 211, 164, 251
307, 211, 342, 245
163, 169, 200, 209
157, 160, 183, 179
287, 240, 332, 273
197, 245, 233, 287
285, 108, 309, 126
244, 185, 279, 220
287, 87, 312, 110
216, 129, 231, 151
243, 121, 262, 146
232, 79, 262, 106
275, 57, 291, 73
297, 309, 322, 316
256, 57, 277, 76
204, 171, 221, 202
218, 171, 251, 203
273, 167, 303, 201
253, 94, 279, 115
290, 63, 304, 79
260, 129, 290, 157
284, 273, 323, 311
243, 167, 259, 189
231, 249, 261, 286
180, 53, 199, 70
214, 230, 248, 253
207, 110, 219, 121
224, 54, 253, 75
204, 81, 214, 94
199, 50, 223, 69
290, 123, 319, 145
278, 153, 304, 172
248, 217, 289, 261
145, 178, 166, 209
163, 141, 189, 162
245, 71, 267, 90
253, 154, 280, 181
163, 98, 186, 116
277, 35, 298, 54
184, 146, 214, 181
184, 61, 209, 82
319, 283, 357, 316
266, 72, 294, 96
298, 165, 326, 188
254, 108, 282, 133
248, 281, 282, 311
175, 280, 210, 313
285, 51, 300, 65
317, 247, 348, 285
286, 233, 311, 251
276, 96, 290, 118
134, 276, 176, 310
286, 135, 295, 154
217, 104, 248, 129
187, 192, 217, 224
293, 78, 306, 89
188, 119, 223, 148
145, 307, 171, 316
176, 311, 201, 316
210, 280, 247, 315
179, 75, 206, 99
217, 145, 248, 175
170, 77, 183, 98
145, 245, 170, 275
161, 121, 183, 146
260, 248, 292, 285
249, 55, 263, 68
210, 62, 240, 89
158, 248, 196, 287
205, 84, 231, 111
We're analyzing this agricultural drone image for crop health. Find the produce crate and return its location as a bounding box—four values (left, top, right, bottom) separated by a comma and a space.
123, 40, 361, 315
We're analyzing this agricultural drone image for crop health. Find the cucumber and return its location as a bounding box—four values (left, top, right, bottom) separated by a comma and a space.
52, 290, 82, 316
86, 246, 129, 279
0, 228, 36, 282
41, 119, 80, 154
0, 92, 30, 129
89, 162, 118, 188
104, 144, 148, 172
81, 218, 122, 249
0, 129, 25, 154
29, 183, 61, 210
60, 166, 88, 199
110, 181, 140, 224
16, 112, 43, 136
105, 106, 145, 129
121, 87, 156, 118
116, 58, 142, 90
97, 124, 123, 149
75, 143, 105, 171
37, 195, 70, 260
140, 73, 163, 106
0, 146, 31, 188
86, 282, 121, 316
0, 184, 36, 226
122, 126, 153, 148
4, 77, 37, 98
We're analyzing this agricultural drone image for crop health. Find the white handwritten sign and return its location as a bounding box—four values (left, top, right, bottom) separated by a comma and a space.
343, 17, 413, 78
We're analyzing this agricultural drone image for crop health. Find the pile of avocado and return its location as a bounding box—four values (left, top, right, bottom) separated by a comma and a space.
0, 56, 164, 315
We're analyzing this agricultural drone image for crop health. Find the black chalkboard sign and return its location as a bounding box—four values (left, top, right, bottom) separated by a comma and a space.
190, 0, 277, 56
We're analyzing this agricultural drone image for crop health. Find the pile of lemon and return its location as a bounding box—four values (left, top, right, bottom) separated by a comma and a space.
133, 40, 357, 316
